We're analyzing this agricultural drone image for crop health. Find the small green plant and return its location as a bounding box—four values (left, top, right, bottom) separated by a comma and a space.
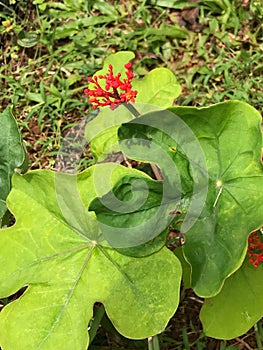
0, 52, 262, 350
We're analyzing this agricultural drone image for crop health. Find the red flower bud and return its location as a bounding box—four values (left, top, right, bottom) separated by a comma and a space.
84, 62, 137, 110
247, 229, 263, 268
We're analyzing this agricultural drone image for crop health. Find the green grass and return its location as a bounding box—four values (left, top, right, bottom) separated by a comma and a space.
1, 1, 262, 143
0, 0, 263, 347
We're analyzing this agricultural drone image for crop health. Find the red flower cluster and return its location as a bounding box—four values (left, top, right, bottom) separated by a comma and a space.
84, 62, 138, 110
247, 229, 263, 268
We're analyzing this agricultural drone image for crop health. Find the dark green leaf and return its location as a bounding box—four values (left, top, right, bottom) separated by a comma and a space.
89, 166, 178, 254
118, 101, 263, 297
17, 31, 39, 48
0, 107, 26, 225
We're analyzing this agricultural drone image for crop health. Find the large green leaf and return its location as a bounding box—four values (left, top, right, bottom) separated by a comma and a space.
0, 164, 182, 350
200, 259, 263, 339
117, 100, 263, 297
0, 107, 27, 225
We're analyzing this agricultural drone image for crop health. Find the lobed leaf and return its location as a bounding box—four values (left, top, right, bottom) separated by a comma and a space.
117, 100, 263, 297
0, 164, 182, 349
200, 260, 263, 339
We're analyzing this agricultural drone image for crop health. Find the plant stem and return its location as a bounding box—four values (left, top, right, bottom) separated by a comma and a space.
148, 335, 160, 350
254, 321, 263, 350
123, 102, 140, 117
123, 103, 163, 181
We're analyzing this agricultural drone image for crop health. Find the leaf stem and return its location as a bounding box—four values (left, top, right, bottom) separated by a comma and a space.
148, 335, 160, 350
254, 321, 263, 349
123, 102, 140, 117
123, 103, 163, 181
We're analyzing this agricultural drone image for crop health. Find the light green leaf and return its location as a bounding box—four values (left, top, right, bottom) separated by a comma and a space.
25, 92, 45, 104
92, 0, 119, 16
0, 164, 182, 349
133, 68, 181, 107
89, 52, 181, 107
143, 25, 188, 39
200, 260, 263, 339
118, 100, 263, 297
93, 51, 135, 81
85, 104, 133, 161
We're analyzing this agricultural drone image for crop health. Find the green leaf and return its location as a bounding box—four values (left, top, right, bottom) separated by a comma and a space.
93, 51, 135, 80
200, 260, 263, 339
89, 166, 178, 256
133, 68, 181, 107
25, 92, 45, 104
45, 84, 63, 98
17, 31, 39, 48
143, 25, 188, 40
118, 100, 263, 297
92, 0, 119, 16
170, 101, 263, 296
54, 16, 117, 40
147, 0, 194, 9
65, 73, 81, 88
0, 200, 6, 223
125, 25, 188, 42
0, 164, 182, 349
72, 29, 96, 49
85, 104, 133, 161
0, 107, 26, 225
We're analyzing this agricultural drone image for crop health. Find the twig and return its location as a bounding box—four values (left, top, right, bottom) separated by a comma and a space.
150, 163, 163, 181
235, 337, 254, 350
